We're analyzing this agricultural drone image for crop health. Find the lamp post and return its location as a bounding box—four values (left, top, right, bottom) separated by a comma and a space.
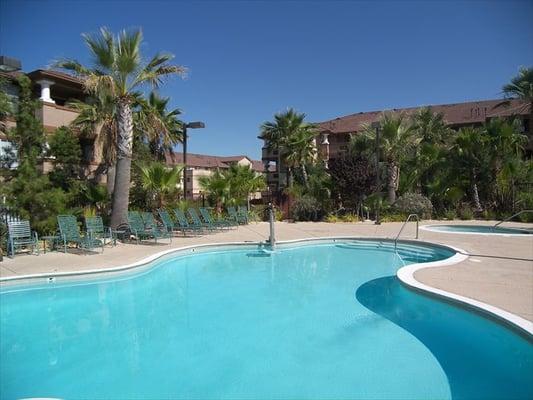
371, 121, 381, 225
182, 121, 205, 200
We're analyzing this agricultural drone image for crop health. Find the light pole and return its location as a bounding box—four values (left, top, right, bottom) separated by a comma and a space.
182, 121, 205, 200
371, 121, 381, 225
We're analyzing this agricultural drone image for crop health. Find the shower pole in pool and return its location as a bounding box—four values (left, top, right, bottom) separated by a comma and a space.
268, 203, 276, 250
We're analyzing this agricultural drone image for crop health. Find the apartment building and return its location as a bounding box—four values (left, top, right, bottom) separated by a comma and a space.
0, 56, 104, 179
165, 152, 267, 199
261, 99, 531, 192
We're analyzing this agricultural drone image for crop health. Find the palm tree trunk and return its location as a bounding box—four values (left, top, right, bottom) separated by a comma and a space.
106, 163, 116, 195
472, 179, 482, 212
301, 164, 309, 188
387, 161, 398, 204
110, 99, 133, 228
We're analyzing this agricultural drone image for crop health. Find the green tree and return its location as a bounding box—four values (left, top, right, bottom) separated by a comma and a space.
47, 126, 82, 191
225, 164, 266, 209
56, 27, 186, 228
260, 109, 316, 188
198, 170, 230, 213
137, 161, 183, 208
136, 92, 183, 161
361, 112, 419, 203
502, 67, 532, 137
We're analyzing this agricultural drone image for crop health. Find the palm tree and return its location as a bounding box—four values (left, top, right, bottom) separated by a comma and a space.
260, 109, 316, 188
138, 162, 183, 208
362, 112, 418, 203
226, 164, 266, 209
453, 127, 489, 211
136, 92, 183, 161
503, 67, 533, 135
56, 27, 186, 228
198, 170, 230, 213
69, 94, 118, 194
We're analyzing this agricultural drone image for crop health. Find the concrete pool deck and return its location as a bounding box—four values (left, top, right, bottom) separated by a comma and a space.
1, 220, 532, 321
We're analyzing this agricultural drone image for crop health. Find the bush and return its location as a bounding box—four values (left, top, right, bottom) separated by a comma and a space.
325, 213, 359, 223
393, 193, 433, 219
292, 196, 323, 221
458, 204, 474, 220
380, 213, 408, 222
442, 209, 457, 220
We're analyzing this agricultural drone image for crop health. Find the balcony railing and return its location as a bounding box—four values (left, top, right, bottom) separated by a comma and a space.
37, 103, 80, 130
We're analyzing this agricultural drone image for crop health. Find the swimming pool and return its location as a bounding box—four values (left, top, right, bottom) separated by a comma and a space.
422, 224, 533, 235
1, 240, 532, 399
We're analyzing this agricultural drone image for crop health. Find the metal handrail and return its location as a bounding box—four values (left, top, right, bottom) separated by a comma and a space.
394, 214, 419, 250
493, 210, 532, 229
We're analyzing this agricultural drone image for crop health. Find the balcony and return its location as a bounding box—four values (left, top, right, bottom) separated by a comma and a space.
37, 103, 80, 132
262, 146, 279, 161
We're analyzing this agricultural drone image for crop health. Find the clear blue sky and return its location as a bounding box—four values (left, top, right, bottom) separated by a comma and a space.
1, 0, 532, 159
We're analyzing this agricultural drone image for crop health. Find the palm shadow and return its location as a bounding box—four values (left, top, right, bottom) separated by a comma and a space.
355, 276, 533, 400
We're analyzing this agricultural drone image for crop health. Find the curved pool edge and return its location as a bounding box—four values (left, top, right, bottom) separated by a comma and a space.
1, 236, 532, 337
396, 247, 533, 338
420, 224, 533, 236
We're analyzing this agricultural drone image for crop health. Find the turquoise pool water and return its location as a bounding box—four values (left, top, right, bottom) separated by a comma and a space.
424, 224, 533, 235
1, 240, 532, 399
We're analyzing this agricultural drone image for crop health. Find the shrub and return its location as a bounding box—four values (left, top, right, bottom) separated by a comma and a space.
380, 213, 408, 222
325, 214, 340, 223
292, 196, 323, 221
341, 213, 359, 222
442, 209, 457, 220
393, 193, 433, 219
458, 204, 474, 220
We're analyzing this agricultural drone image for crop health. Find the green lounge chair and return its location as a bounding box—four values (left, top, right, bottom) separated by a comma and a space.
85, 216, 114, 246
57, 215, 103, 253
188, 208, 217, 232
141, 212, 172, 242
173, 209, 204, 234
127, 211, 166, 244
199, 207, 232, 229
7, 220, 39, 257
227, 206, 247, 225
238, 206, 249, 224
157, 209, 184, 235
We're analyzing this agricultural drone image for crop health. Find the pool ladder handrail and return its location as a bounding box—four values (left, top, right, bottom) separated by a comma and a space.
493, 210, 532, 230
394, 214, 419, 250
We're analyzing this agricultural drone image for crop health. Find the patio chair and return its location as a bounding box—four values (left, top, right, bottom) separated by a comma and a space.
57, 215, 103, 253
199, 207, 232, 230
188, 208, 217, 232
85, 216, 113, 246
238, 206, 249, 224
227, 206, 247, 225
173, 209, 204, 234
127, 211, 164, 244
7, 220, 39, 257
141, 212, 172, 242
157, 209, 183, 235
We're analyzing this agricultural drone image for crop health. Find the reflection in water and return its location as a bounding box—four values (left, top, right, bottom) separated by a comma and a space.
356, 277, 533, 400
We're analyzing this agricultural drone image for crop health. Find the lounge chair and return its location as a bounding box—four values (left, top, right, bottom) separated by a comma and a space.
238, 206, 249, 224
7, 220, 39, 257
85, 216, 114, 246
127, 211, 167, 244
199, 207, 232, 229
57, 215, 103, 253
173, 209, 204, 234
227, 206, 247, 225
188, 208, 217, 232
141, 212, 172, 242
157, 209, 183, 235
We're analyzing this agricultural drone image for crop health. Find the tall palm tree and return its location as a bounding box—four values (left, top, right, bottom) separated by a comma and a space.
362, 112, 418, 203
136, 92, 183, 161
260, 109, 316, 188
453, 127, 489, 211
68, 94, 118, 194
198, 170, 230, 213
138, 162, 183, 208
56, 28, 186, 228
503, 67, 533, 134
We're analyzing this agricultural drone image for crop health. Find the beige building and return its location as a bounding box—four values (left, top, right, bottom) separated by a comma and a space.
165, 152, 266, 199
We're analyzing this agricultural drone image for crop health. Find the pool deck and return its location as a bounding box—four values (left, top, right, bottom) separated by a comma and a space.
1, 220, 532, 321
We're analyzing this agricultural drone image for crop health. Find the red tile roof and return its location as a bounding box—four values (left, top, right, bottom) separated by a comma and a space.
317, 99, 530, 134
165, 152, 267, 172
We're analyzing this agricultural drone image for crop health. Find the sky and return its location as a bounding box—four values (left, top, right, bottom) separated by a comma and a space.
1, 0, 532, 159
